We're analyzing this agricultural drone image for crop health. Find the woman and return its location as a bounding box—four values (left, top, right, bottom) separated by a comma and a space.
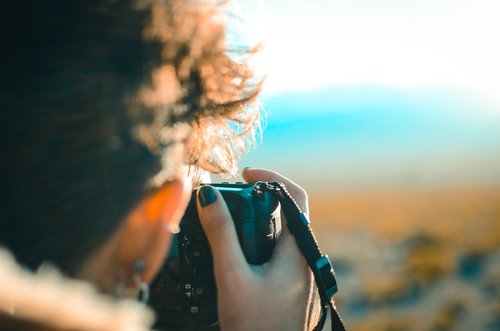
0, 1, 318, 330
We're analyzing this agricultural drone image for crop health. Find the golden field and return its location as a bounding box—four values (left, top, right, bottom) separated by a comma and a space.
308, 187, 500, 331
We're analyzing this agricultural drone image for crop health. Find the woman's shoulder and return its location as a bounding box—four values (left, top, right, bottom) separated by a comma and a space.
0, 248, 154, 331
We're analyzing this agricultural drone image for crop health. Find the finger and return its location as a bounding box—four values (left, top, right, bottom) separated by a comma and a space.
268, 219, 311, 302
273, 224, 301, 261
196, 185, 249, 275
242, 167, 309, 215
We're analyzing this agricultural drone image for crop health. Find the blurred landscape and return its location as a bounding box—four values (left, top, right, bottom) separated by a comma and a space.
311, 188, 500, 331
250, 86, 500, 190
227, 86, 500, 331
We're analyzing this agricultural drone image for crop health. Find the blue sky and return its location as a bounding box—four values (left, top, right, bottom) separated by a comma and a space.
240, 86, 500, 190
224, 1, 500, 190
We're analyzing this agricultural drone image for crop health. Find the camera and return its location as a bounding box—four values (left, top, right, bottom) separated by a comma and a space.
148, 182, 282, 330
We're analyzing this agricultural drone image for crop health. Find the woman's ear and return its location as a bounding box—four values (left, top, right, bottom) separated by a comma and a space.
116, 176, 192, 284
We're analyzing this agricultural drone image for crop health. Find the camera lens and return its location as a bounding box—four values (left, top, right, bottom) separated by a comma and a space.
185, 240, 211, 266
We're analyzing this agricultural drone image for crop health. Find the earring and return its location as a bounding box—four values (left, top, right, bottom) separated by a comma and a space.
164, 222, 180, 234
133, 259, 150, 304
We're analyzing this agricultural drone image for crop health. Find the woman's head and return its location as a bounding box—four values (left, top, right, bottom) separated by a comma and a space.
0, 0, 260, 277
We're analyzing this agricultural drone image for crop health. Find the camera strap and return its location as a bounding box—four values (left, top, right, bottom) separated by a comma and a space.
256, 182, 346, 331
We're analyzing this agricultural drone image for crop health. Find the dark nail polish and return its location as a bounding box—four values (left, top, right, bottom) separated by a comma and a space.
199, 186, 217, 207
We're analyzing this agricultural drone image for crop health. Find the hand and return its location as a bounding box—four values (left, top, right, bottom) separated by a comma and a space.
196, 168, 319, 331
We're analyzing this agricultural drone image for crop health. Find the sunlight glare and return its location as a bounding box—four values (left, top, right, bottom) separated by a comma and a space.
254, 0, 500, 109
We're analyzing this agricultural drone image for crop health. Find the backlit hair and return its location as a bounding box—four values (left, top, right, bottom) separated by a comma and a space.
0, 0, 261, 273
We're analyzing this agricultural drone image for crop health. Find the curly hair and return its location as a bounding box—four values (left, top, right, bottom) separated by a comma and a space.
135, 0, 262, 184
0, 0, 261, 273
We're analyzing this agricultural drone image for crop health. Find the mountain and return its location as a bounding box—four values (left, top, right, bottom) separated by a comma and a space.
237, 86, 500, 190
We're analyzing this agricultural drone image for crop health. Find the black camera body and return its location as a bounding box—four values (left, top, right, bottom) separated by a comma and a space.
148, 182, 282, 330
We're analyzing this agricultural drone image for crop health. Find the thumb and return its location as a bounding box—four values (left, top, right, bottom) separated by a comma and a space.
196, 186, 249, 277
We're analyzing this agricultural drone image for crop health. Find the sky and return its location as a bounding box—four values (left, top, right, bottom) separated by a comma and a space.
223, 0, 500, 190
237, 0, 500, 105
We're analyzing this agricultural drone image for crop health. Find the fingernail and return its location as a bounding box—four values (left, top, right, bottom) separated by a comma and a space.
199, 186, 217, 207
